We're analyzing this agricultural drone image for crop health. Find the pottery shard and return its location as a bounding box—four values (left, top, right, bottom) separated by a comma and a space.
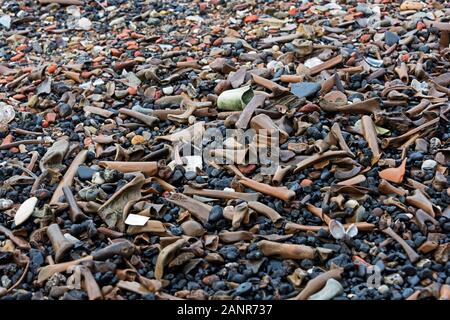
378, 158, 407, 184
14, 197, 38, 226
320, 91, 347, 110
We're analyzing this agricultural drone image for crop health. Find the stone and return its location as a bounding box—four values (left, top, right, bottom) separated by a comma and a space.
184, 171, 197, 180
14, 197, 38, 227
1, 275, 12, 289
209, 205, 223, 222
291, 82, 321, 98
235, 282, 252, 296
0, 15, 11, 29
421, 159, 437, 171
131, 135, 146, 145
384, 273, 404, 286
377, 284, 389, 295
162, 86, 174, 95
385, 31, 399, 46
78, 17, 92, 31
181, 220, 204, 237
29, 249, 45, 274
77, 166, 97, 181
58, 103, 72, 118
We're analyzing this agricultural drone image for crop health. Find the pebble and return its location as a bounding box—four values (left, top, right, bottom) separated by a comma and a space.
384, 273, 404, 286
181, 220, 204, 237
235, 282, 252, 296
421, 159, 437, 171
291, 82, 321, 98
162, 86, 174, 95
29, 249, 44, 274
77, 166, 97, 181
377, 284, 389, 295
209, 205, 223, 222
0, 15, 11, 29
384, 31, 400, 46
1, 275, 11, 289
78, 17, 92, 30
184, 171, 197, 180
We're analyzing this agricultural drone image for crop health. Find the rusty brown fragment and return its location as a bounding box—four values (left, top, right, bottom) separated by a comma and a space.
218, 231, 254, 243
166, 193, 211, 224
62, 186, 87, 223
294, 150, 349, 173
250, 113, 289, 143
378, 179, 407, 196
98, 161, 158, 175
80, 266, 103, 300
309, 55, 343, 75
272, 165, 293, 186
0, 139, 49, 150
394, 63, 409, 83
382, 227, 420, 263
50, 150, 88, 205
251, 74, 290, 94
361, 115, 381, 165
258, 240, 315, 260
292, 268, 343, 300
280, 75, 303, 83
127, 220, 166, 235
235, 94, 266, 129
406, 99, 430, 117
378, 158, 407, 184
247, 201, 283, 225
0, 225, 30, 250
319, 74, 336, 95
155, 238, 187, 280
406, 189, 440, 218
321, 97, 380, 114
97, 227, 124, 239
382, 117, 439, 148
84, 106, 114, 118
336, 174, 366, 186
306, 203, 331, 225
37, 256, 93, 284
239, 177, 295, 201
119, 108, 158, 127
183, 185, 259, 202
329, 123, 354, 157
91, 240, 135, 261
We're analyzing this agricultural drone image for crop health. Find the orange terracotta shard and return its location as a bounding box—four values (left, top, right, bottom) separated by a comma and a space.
378, 158, 407, 184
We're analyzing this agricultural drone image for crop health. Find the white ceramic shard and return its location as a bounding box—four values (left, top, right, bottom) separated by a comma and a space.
125, 214, 150, 226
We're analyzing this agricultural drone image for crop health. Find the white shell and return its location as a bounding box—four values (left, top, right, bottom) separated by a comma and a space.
0, 103, 16, 124
329, 219, 345, 240
14, 197, 38, 226
346, 223, 359, 238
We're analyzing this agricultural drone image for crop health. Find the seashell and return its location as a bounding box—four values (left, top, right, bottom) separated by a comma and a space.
14, 197, 38, 226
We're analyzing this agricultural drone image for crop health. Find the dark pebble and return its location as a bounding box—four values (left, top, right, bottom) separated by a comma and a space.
77, 166, 97, 181
235, 282, 252, 296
